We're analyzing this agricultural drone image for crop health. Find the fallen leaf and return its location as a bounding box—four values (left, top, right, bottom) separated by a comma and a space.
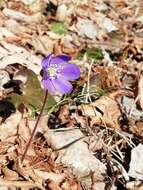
80, 95, 121, 130
0, 42, 41, 74
3, 8, 41, 23
0, 111, 21, 140
2, 166, 19, 180
128, 144, 143, 180
6, 69, 56, 115
31, 35, 54, 55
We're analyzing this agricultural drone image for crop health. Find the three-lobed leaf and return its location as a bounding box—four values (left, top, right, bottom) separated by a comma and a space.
6, 69, 56, 115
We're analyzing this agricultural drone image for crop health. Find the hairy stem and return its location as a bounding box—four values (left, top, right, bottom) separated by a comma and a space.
21, 90, 48, 163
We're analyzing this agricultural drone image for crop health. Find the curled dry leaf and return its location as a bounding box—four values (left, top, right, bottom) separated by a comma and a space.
31, 35, 55, 55
3, 8, 41, 24
0, 42, 41, 74
80, 96, 121, 130
0, 111, 21, 140
90, 66, 122, 91
79, 90, 133, 131
58, 104, 70, 123
2, 166, 19, 181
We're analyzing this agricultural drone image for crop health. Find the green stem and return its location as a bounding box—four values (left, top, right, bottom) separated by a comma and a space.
21, 90, 48, 163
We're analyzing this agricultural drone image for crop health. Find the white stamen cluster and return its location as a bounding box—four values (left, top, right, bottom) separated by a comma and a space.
47, 64, 63, 79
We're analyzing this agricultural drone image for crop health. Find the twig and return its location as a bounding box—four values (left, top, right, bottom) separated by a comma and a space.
21, 90, 48, 163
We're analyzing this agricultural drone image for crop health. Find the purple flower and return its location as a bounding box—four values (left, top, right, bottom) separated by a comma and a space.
41, 54, 80, 94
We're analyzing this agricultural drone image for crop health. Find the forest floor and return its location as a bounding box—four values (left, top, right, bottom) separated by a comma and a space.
0, 0, 143, 190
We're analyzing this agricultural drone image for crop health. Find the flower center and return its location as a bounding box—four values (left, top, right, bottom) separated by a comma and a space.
48, 66, 56, 77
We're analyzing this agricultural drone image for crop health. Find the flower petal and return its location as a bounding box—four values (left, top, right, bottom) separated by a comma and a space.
53, 77, 73, 94
58, 55, 71, 61
42, 53, 52, 68
42, 78, 56, 94
61, 64, 80, 81
50, 55, 71, 65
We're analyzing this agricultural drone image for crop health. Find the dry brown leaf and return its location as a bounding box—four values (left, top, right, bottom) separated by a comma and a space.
3, 8, 41, 24
30, 35, 55, 55
33, 170, 65, 184
71, 114, 87, 128
0, 42, 41, 74
2, 166, 19, 181
129, 121, 143, 138
138, 75, 143, 110
58, 104, 70, 123
80, 90, 134, 130
13, 158, 44, 186
0, 177, 46, 190
81, 96, 121, 130
0, 111, 22, 140
5, 36, 22, 43
91, 66, 122, 90
68, 179, 81, 190
46, 180, 62, 190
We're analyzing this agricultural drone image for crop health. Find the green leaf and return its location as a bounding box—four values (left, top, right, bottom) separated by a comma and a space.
78, 47, 104, 61
6, 69, 56, 115
50, 22, 67, 35
86, 47, 104, 60
95, 88, 106, 97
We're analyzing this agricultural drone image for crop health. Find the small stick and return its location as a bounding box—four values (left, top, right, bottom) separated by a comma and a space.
21, 90, 48, 163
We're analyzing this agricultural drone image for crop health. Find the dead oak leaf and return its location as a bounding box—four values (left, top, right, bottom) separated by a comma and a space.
82, 96, 121, 130
79, 90, 133, 131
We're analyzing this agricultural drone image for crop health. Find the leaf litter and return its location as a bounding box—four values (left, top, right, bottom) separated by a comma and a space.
0, 0, 143, 190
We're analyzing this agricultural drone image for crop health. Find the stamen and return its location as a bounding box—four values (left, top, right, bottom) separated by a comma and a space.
47, 64, 63, 79
48, 66, 56, 77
